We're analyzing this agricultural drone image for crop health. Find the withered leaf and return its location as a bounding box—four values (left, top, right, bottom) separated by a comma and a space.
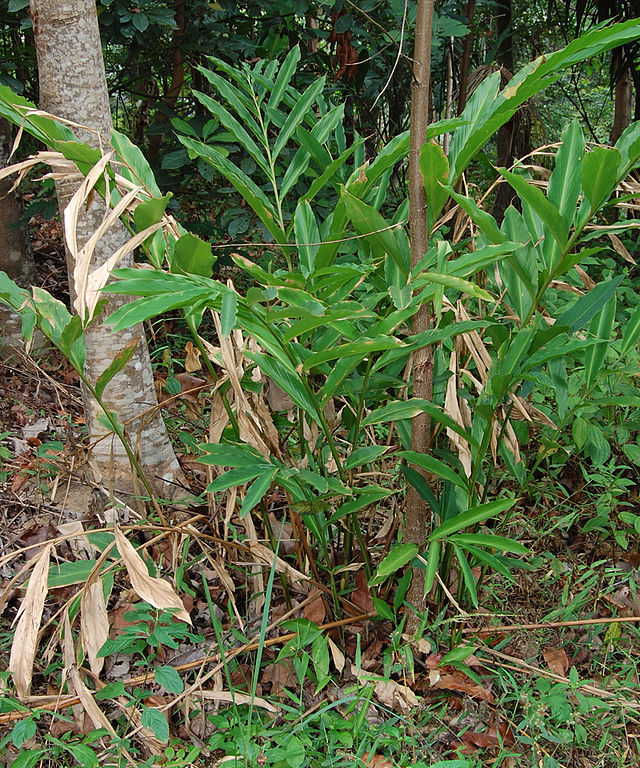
114, 528, 191, 624
9, 544, 51, 699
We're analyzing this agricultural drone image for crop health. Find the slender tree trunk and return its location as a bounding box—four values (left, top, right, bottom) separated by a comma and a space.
493, 0, 516, 223
147, 0, 185, 161
405, 0, 436, 631
0, 116, 37, 348
30, 0, 184, 495
610, 48, 632, 144
457, 0, 476, 115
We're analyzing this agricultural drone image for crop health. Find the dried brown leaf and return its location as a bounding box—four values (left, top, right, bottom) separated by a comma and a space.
543, 647, 569, 675
197, 690, 279, 712
114, 528, 191, 624
81, 576, 109, 676
373, 679, 419, 714
9, 544, 51, 699
328, 636, 345, 673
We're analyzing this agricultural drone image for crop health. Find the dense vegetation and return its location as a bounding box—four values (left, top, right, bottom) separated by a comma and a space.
0, 2, 640, 767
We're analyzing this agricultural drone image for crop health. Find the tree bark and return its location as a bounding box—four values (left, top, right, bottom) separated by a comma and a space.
147, 0, 185, 161
457, 0, 476, 115
493, 0, 517, 223
610, 48, 632, 144
0, 116, 37, 348
405, 0, 436, 632
30, 0, 184, 495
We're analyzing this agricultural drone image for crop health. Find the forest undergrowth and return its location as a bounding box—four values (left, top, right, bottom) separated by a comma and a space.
2, 18, 640, 768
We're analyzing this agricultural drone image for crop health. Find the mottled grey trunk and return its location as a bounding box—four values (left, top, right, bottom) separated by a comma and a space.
0, 116, 36, 347
30, 0, 183, 494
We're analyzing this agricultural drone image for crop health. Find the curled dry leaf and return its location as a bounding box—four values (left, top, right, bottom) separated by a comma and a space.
114, 528, 191, 624
373, 679, 420, 715
248, 542, 310, 586
543, 647, 570, 676
328, 636, 345, 674
9, 544, 51, 699
81, 575, 109, 676
197, 690, 279, 712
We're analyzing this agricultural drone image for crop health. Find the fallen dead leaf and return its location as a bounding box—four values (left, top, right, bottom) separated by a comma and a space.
81, 575, 109, 676
361, 753, 393, 768
543, 647, 569, 675
427, 666, 494, 702
373, 678, 420, 715
114, 528, 191, 624
9, 544, 51, 699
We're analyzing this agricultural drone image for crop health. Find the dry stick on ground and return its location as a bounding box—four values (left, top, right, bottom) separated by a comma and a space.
0, 611, 376, 724
463, 615, 640, 635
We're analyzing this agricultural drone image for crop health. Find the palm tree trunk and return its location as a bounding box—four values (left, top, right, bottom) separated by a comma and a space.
30, 0, 184, 495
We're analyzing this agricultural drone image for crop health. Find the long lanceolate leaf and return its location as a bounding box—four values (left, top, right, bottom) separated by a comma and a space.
448, 19, 640, 183
177, 136, 286, 245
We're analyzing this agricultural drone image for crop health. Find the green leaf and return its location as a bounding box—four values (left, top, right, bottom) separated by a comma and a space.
294, 201, 320, 279
370, 543, 418, 586
273, 78, 325, 160
430, 499, 516, 540
207, 465, 269, 493
94, 337, 139, 400
95, 681, 126, 700
372, 596, 394, 620
297, 140, 363, 204
220, 290, 238, 337
141, 706, 169, 743
363, 398, 478, 448
413, 272, 493, 301
497, 167, 568, 249
111, 129, 161, 196
268, 46, 301, 112
615, 121, 640, 177
398, 451, 468, 490
555, 275, 623, 334
133, 194, 171, 234
178, 136, 285, 244
418, 544, 443, 604
547, 120, 584, 228
11, 718, 36, 748
441, 645, 477, 665
196, 67, 261, 138
580, 146, 622, 218
155, 665, 184, 694
344, 445, 388, 470
445, 187, 505, 244
48, 560, 99, 588
453, 545, 478, 607
447, 533, 528, 554
241, 468, 278, 517
420, 141, 450, 231
198, 443, 263, 467
584, 295, 616, 388
620, 303, 640, 355
172, 232, 216, 277
192, 90, 270, 175
303, 336, 405, 370
341, 189, 408, 277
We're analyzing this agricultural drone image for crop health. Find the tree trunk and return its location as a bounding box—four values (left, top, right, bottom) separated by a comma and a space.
30, 0, 184, 495
457, 0, 476, 115
610, 48, 632, 144
0, 116, 37, 348
493, 0, 516, 223
147, 0, 185, 161
405, 0, 436, 632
